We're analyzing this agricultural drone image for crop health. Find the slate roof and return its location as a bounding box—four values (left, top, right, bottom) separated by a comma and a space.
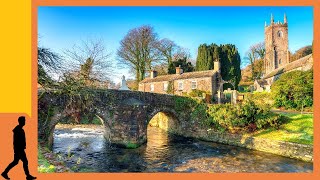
263, 54, 313, 79
140, 70, 217, 83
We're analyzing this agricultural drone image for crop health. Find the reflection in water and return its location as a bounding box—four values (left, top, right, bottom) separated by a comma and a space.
53, 125, 313, 173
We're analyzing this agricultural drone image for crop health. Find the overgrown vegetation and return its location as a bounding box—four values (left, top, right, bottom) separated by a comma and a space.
38, 146, 56, 173
173, 95, 285, 133
205, 98, 287, 132
188, 89, 207, 97
272, 70, 313, 112
166, 81, 174, 94
125, 142, 139, 149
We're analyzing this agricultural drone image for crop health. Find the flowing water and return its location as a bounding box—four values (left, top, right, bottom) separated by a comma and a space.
53, 125, 313, 173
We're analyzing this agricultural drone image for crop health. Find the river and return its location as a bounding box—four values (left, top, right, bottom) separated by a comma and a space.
53, 125, 313, 173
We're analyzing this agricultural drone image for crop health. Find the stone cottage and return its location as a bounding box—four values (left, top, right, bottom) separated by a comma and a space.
138, 61, 222, 97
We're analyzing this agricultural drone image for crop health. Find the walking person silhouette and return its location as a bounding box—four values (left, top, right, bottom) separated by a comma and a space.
1, 116, 36, 180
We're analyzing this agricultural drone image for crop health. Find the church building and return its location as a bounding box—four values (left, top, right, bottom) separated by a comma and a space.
254, 14, 313, 92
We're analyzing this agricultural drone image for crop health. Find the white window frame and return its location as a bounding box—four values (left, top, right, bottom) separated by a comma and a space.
163, 82, 168, 91
178, 81, 183, 90
191, 81, 197, 89
150, 84, 154, 92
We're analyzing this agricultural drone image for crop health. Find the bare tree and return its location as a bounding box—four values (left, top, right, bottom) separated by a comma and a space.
154, 39, 191, 76
253, 42, 266, 59
117, 25, 160, 82
245, 42, 266, 80
152, 63, 168, 76
172, 47, 191, 61
63, 38, 113, 84
154, 38, 177, 64
38, 46, 63, 89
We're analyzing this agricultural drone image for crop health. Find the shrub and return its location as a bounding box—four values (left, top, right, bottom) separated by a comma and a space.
272, 70, 313, 111
250, 91, 273, 106
188, 89, 207, 97
255, 113, 287, 129
206, 97, 284, 132
207, 103, 245, 131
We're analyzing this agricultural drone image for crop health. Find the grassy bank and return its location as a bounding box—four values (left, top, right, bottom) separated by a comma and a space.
38, 146, 56, 173
38, 145, 73, 173
251, 112, 313, 145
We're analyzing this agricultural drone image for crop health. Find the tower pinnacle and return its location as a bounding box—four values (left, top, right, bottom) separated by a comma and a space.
271, 13, 274, 24
284, 13, 287, 24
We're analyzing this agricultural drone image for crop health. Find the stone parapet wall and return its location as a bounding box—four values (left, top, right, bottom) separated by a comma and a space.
181, 129, 313, 162
38, 89, 188, 149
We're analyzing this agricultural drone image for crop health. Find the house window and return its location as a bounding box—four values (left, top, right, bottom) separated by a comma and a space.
191, 81, 197, 89
150, 84, 154, 92
163, 83, 168, 91
178, 82, 183, 90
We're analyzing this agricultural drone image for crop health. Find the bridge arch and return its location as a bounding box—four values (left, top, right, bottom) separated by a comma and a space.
147, 107, 180, 132
38, 90, 196, 149
39, 108, 109, 149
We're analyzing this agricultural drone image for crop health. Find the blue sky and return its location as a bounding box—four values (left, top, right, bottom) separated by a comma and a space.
38, 6, 313, 83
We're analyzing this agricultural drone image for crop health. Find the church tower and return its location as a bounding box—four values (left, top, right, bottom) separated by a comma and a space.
264, 13, 289, 75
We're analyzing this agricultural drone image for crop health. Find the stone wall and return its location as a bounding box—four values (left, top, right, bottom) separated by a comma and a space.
38, 90, 190, 149
180, 129, 313, 162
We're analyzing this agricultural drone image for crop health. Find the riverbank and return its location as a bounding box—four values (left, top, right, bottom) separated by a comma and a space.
38, 145, 73, 173
185, 129, 313, 162
39, 113, 312, 173
182, 112, 313, 162
252, 112, 313, 145
44, 125, 312, 172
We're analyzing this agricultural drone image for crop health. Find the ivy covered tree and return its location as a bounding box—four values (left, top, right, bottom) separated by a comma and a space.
195, 43, 241, 89
272, 70, 313, 112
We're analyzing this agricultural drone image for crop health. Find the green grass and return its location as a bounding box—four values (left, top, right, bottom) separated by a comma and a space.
252, 112, 313, 145
38, 146, 56, 173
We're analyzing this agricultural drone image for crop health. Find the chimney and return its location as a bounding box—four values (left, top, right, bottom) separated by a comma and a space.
150, 70, 158, 78
175, 65, 183, 74
214, 61, 221, 73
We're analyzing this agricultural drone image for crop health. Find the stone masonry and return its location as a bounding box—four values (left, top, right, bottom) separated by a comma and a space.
38, 90, 196, 149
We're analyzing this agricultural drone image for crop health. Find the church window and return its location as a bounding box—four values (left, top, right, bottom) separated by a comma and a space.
277, 30, 283, 37
279, 59, 282, 64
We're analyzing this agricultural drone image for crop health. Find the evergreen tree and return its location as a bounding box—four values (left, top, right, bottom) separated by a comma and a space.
168, 57, 194, 74
195, 43, 241, 89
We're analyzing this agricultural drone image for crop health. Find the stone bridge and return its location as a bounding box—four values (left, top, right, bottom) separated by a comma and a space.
38, 89, 201, 149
